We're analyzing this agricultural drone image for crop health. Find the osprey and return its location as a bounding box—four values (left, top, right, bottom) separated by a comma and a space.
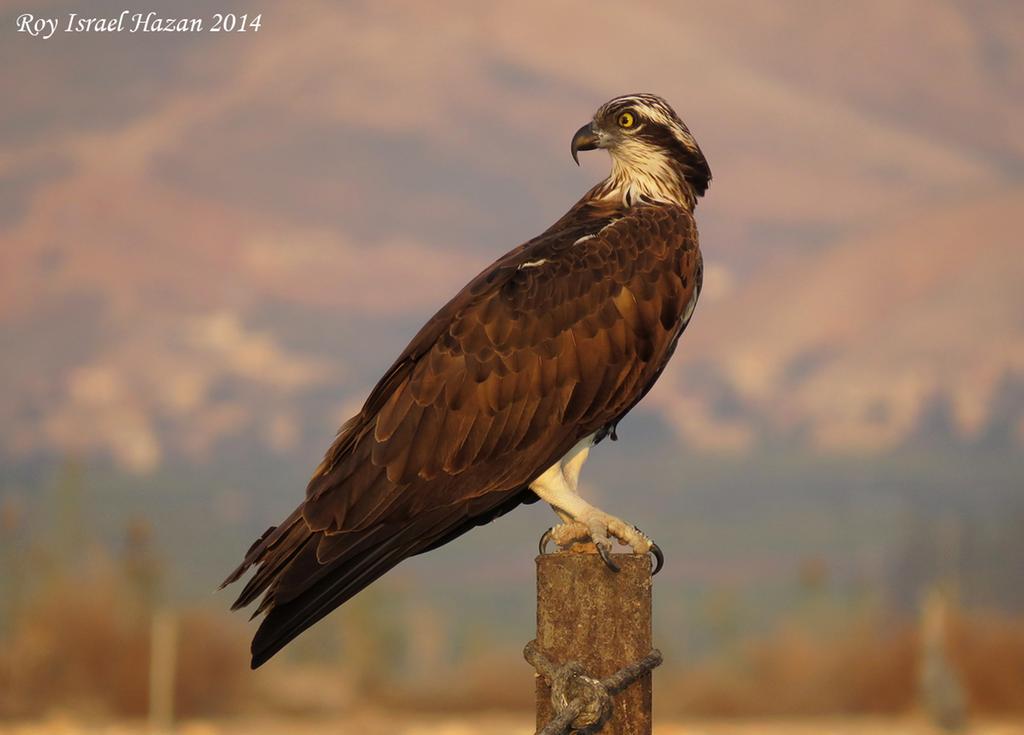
223, 93, 711, 668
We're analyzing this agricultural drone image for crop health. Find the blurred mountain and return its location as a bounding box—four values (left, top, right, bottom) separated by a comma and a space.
1, 0, 1022, 472
664, 189, 1024, 451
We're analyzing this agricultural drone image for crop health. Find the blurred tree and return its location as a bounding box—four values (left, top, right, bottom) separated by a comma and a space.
53, 458, 87, 570
798, 554, 828, 595
0, 493, 27, 634
701, 587, 742, 656
337, 584, 406, 695
121, 515, 164, 620
919, 586, 968, 731
403, 598, 446, 683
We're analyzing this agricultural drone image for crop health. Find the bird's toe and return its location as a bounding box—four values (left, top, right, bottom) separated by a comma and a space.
540, 520, 591, 553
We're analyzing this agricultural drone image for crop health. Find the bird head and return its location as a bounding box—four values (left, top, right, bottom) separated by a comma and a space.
571, 93, 711, 207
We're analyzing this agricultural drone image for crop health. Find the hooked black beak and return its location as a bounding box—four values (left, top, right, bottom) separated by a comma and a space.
570, 122, 600, 165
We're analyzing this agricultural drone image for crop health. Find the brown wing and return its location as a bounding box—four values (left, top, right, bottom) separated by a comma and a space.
222, 202, 701, 667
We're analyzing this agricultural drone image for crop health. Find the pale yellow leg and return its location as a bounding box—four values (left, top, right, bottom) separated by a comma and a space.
529, 444, 655, 559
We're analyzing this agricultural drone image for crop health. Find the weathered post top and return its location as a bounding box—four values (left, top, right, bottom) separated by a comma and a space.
530, 550, 657, 735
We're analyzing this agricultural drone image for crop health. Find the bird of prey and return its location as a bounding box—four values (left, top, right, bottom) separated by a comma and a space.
222, 93, 711, 668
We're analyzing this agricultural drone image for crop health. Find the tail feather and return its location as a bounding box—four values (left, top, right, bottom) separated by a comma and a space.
223, 487, 532, 668
249, 528, 418, 668
220, 524, 276, 589
221, 510, 306, 611
271, 524, 388, 606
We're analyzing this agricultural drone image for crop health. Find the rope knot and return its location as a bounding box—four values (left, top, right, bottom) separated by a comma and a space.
523, 639, 663, 735
550, 661, 612, 733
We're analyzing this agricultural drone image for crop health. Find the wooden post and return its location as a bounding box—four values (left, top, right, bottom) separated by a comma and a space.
534, 551, 654, 734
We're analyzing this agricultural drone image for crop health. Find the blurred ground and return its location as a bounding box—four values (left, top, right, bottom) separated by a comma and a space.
3, 498, 1024, 726
2, 715, 1024, 735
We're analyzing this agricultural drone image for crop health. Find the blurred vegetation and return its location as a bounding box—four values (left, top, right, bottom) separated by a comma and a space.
2, 458, 1024, 722
0, 461, 250, 719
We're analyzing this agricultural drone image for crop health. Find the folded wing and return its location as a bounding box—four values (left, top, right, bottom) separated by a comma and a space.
222, 203, 701, 667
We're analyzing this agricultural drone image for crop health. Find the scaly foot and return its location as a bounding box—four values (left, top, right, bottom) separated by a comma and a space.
539, 512, 664, 574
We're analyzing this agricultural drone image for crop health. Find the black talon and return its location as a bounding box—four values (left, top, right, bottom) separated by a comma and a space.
597, 543, 621, 572
634, 527, 664, 575
539, 527, 554, 555
650, 541, 664, 575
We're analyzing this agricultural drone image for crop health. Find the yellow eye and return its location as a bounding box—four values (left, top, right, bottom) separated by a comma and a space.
617, 111, 636, 128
